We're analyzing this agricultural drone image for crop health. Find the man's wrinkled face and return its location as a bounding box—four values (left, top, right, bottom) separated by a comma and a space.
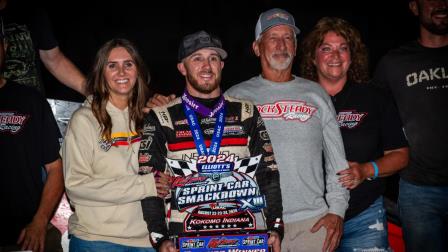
254, 25, 296, 71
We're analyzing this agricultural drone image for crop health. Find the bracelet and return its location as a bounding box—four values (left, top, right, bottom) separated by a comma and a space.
370, 161, 379, 180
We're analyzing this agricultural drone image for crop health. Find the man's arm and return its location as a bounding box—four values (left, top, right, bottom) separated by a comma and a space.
322, 100, 349, 219
246, 104, 283, 250
17, 158, 64, 252
139, 110, 171, 249
144, 93, 176, 112
39, 47, 87, 96
314, 99, 349, 252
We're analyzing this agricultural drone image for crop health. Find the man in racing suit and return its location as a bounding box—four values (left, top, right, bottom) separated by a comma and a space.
139, 30, 283, 252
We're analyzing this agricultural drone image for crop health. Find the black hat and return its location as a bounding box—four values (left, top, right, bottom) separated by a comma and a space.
178, 30, 227, 62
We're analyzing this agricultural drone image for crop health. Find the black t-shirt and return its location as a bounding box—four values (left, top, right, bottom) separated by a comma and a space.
0, 2, 58, 93
373, 41, 448, 186
331, 82, 408, 220
0, 81, 61, 245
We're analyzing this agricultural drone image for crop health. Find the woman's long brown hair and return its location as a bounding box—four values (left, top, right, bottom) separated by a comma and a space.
300, 17, 369, 84
87, 38, 149, 141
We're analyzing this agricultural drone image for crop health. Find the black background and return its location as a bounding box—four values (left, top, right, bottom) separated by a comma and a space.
42, 0, 417, 102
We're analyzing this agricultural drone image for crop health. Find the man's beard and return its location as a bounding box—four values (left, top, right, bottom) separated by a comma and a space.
267, 51, 293, 70
186, 71, 221, 94
421, 9, 448, 35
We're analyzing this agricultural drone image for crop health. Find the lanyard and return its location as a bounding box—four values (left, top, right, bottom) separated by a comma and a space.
181, 90, 226, 156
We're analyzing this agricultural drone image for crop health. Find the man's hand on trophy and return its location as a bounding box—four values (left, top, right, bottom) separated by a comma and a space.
154, 170, 172, 198
159, 240, 176, 252
268, 231, 281, 252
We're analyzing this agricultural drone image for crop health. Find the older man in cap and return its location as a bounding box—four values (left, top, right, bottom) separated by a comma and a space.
226, 8, 349, 252
139, 30, 284, 252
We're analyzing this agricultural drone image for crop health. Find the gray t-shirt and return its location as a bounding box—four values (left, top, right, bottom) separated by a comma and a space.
226, 75, 349, 223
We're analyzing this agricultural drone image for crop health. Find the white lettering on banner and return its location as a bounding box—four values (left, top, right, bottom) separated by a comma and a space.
181, 183, 225, 195
189, 219, 221, 225
226, 180, 250, 190
221, 217, 250, 223
177, 188, 257, 205
201, 163, 231, 171
180, 181, 252, 196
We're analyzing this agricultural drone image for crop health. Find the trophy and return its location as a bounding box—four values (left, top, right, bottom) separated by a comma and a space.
166, 154, 270, 252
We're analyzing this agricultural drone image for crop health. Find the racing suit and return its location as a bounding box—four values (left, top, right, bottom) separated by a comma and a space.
139, 96, 283, 249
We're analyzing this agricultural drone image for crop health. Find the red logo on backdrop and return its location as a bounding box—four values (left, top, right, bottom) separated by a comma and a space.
171, 175, 208, 188
257, 100, 317, 122
207, 238, 239, 248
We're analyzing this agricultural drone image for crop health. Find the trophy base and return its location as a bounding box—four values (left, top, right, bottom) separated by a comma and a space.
174, 231, 270, 252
